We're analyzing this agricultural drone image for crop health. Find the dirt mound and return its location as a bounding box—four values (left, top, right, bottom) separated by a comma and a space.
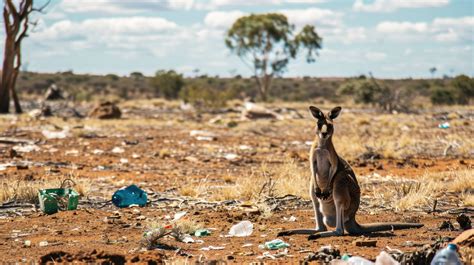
89, 101, 121, 119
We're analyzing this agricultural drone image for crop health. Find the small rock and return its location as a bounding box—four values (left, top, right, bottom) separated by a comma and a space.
136, 215, 146, 221
89, 101, 121, 119
39, 241, 48, 247
456, 214, 472, 230
352, 239, 377, 247
24, 240, 31, 247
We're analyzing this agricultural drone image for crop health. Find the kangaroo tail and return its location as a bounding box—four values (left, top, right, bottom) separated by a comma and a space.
346, 219, 423, 235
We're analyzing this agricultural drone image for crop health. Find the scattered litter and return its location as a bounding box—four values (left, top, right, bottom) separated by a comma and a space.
456, 213, 471, 230
42, 129, 69, 139
258, 248, 290, 259
120, 158, 129, 164
224, 153, 239, 161
430, 243, 461, 265
39, 241, 49, 247
92, 149, 104, 155
190, 130, 217, 141
112, 185, 147, 208
173, 211, 187, 222
283, 216, 297, 222
229, 220, 253, 237
38, 188, 79, 214
242, 243, 253, 248
438, 122, 450, 129
260, 239, 290, 250
375, 251, 400, 265
352, 239, 377, 247
24, 240, 31, 247
132, 153, 141, 159
200, 246, 225, 251
181, 235, 195, 243
13, 144, 40, 153
112, 147, 125, 154
194, 229, 211, 237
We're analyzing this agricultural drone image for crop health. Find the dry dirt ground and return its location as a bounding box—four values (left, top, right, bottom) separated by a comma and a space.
0, 100, 472, 264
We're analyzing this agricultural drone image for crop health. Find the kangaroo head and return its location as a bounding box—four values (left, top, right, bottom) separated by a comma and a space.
309, 106, 342, 141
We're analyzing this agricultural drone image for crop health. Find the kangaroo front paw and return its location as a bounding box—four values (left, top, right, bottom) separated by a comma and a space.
307, 234, 321, 240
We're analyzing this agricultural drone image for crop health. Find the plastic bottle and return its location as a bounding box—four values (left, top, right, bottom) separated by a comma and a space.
345, 255, 374, 265
112, 184, 147, 208
375, 251, 400, 265
430, 244, 462, 265
228, 220, 253, 237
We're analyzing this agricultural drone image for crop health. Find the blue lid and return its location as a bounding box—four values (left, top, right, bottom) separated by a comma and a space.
447, 243, 457, 250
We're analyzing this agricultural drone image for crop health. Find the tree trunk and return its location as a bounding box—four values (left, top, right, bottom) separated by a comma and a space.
0, 37, 16, 113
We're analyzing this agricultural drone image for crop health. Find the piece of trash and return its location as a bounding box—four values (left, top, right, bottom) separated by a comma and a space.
173, 211, 187, 221
39, 241, 49, 247
13, 144, 40, 153
430, 243, 461, 265
38, 188, 79, 214
92, 149, 104, 155
132, 153, 141, 159
120, 158, 129, 164
224, 153, 239, 161
260, 239, 290, 250
190, 130, 217, 141
181, 235, 195, 243
65, 149, 79, 156
112, 185, 147, 208
229, 220, 253, 237
195, 229, 211, 237
375, 251, 399, 265
342, 255, 374, 265
24, 240, 31, 247
283, 216, 297, 222
42, 129, 69, 139
352, 239, 377, 247
258, 248, 290, 259
242, 243, 253, 247
112, 147, 125, 154
456, 213, 472, 230
200, 246, 225, 251
438, 122, 450, 129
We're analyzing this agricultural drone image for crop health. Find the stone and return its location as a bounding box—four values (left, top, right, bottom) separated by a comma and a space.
89, 101, 121, 119
352, 239, 377, 247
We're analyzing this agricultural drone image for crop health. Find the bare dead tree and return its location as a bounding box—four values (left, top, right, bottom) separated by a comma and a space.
0, 0, 49, 113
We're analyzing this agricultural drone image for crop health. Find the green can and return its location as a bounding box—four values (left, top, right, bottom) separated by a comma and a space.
38, 188, 79, 214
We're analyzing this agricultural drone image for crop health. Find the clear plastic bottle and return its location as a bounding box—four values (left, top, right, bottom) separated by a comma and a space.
430, 244, 462, 265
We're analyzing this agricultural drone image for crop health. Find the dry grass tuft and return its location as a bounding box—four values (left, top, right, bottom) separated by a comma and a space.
461, 193, 474, 207
394, 180, 439, 211
0, 176, 90, 204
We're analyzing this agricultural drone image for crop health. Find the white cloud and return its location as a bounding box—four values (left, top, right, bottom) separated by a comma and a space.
280, 8, 343, 27
353, 0, 449, 12
376, 21, 428, 33
376, 16, 473, 43
204, 11, 246, 29
365, 51, 387, 61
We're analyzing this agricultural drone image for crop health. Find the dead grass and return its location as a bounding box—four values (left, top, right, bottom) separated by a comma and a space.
461, 193, 474, 207
394, 180, 440, 211
0, 175, 90, 204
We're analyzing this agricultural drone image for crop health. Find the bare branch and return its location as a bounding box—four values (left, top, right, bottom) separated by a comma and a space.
31, 0, 50, 13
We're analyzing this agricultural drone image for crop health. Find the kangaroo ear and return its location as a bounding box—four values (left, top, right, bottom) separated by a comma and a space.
328, 106, 342, 120
309, 106, 324, 120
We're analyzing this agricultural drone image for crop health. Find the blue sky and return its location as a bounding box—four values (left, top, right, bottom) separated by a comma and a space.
7, 0, 474, 78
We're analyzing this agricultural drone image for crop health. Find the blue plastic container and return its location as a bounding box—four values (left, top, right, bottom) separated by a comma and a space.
112, 184, 147, 208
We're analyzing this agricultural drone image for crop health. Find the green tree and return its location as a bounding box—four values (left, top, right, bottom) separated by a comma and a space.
150, 70, 184, 99
225, 13, 322, 101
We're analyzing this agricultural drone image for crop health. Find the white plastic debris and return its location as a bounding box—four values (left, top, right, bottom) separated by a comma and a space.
229, 220, 253, 237
120, 158, 129, 164
242, 243, 253, 247
39, 241, 49, 247
224, 153, 239, 161
173, 211, 187, 222
375, 251, 400, 265
283, 216, 297, 222
132, 153, 141, 159
112, 147, 125, 153
200, 246, 225, 251
92, 149, 104, 155
42, 129, 69, 139
24, 240, 31, 247
13, 144, 40, 153
190, 130, 217, 141
181, 235, 195, 243
65, 149, 79, 156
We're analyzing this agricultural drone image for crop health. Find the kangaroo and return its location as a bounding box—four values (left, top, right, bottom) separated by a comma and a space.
278, 106, 423, 240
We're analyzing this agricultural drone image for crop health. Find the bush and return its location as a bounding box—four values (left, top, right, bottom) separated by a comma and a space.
179, 84, 237, 109
150, 70, 184, 99
451, 74, 473, 104
430, 87, 456, 105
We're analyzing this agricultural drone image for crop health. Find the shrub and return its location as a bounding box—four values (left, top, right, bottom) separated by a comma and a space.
430, 86, 456, 105
150, 70, 184, 99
